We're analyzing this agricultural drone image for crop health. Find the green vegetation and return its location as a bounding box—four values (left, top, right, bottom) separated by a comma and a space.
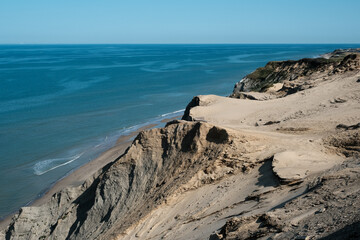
244, 55, 349, 92
231, 49, 360, 95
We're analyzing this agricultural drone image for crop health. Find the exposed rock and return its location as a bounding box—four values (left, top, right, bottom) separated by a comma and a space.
229, 92, 257, 100
209, 232, 223, 240
336, 122, 360, 130
213, 214, 282, 240
264, 120, 280, 125
276, 127, 309, 133
230, 49, 360, 97
182, 96, 200, 121
322, 48, 360, 59
3, 121, 257, 239
330, 98, 347, 104
278, 80, 311, 96
326, 129, 360, 157
229, 91, 276, 101
212, 157, 360, 240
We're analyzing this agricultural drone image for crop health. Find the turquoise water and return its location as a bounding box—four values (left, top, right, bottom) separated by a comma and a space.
1, 44, 359, 219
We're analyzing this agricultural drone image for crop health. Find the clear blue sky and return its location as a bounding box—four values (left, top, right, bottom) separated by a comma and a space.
1, 0, 359, 44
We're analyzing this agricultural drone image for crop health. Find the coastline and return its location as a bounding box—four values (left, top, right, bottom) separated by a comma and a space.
32, 123, 157, 207
0, 49, 360, 240
2, 48, 360, 239
0, 115, 181, 230
1, 44, 359, 227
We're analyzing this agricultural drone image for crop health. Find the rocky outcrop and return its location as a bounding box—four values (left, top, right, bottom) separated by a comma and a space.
3, 121, 258, 240
230, 48, 360, 97
228, 92, 276, 101
182, 96, 200, 121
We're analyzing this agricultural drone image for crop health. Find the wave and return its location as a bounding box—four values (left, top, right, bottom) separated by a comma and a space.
33, 153, 84, 176
28, 107, 185, 178
31, 109, 184, 176
160, 109, 185, 117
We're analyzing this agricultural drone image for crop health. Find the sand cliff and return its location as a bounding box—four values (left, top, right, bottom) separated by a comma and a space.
1, 49, 360, 240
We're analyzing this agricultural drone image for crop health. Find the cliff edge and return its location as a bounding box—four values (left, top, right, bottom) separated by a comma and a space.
2, 49, 360, 240
230, 48, 360, 98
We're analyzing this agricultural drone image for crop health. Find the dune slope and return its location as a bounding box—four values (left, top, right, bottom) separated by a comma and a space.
2, 49, 360, 240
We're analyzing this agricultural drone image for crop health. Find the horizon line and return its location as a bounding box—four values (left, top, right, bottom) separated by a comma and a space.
1, 43, 360, 45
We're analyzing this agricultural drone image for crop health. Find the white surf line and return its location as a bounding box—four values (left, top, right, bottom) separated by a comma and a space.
34, 153, 84, 176
160, 109, 185, 117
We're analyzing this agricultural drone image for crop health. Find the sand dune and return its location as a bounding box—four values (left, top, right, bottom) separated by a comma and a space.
2, 49, 360, 240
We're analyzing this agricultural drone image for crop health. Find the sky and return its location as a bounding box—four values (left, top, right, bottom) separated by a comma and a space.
0, 0, 359, 44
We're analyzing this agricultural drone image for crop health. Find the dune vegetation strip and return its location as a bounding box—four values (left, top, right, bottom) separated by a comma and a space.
1, 49, 360, 240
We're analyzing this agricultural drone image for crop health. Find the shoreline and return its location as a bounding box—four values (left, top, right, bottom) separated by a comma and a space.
0, 115, 181, 230
2, 48, 360, 239
1, 45, 357, 230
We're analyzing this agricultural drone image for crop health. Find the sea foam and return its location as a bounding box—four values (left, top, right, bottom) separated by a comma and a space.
33, 153, 84, 176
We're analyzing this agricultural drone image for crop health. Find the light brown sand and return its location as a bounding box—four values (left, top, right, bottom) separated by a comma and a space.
119, 71, 360, 239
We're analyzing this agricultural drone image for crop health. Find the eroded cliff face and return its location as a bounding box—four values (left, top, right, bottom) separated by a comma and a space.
2, 49, 360, 240
211, 152, 360, 240
3, 121, 265, 240
230, 48, 360, 97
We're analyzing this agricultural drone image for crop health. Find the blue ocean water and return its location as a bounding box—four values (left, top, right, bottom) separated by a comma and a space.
1, 44, 359, 219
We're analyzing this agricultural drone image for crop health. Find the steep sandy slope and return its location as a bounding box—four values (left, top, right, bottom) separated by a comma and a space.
3, 121, 277, 240
180, 73, 360, 240
120, 53, 360, 239
1, 50, 360, 240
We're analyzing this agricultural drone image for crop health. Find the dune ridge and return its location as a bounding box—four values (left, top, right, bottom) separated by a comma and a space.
1, 49, 360, 240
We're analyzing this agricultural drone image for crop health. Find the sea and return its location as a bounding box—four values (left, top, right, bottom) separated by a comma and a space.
1, 44, 359, 219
